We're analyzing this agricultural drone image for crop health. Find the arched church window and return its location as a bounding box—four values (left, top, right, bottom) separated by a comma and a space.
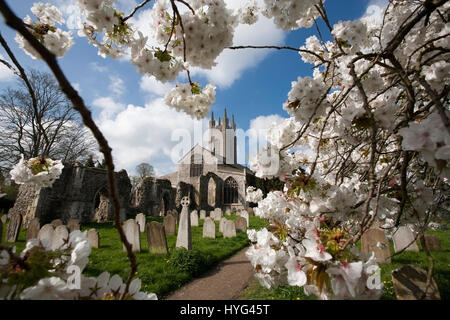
190, 153, 203, 177
224, 177, 238, 204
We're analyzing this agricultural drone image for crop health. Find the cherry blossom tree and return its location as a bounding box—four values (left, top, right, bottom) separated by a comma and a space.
0, 0, 448, 300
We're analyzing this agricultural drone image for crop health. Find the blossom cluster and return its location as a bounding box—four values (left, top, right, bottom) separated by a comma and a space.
245, 186, 264, 203
9, 155, 64, 189
238, 0, 259, 25
0, 230, 157, 300
15, 2, 73, 59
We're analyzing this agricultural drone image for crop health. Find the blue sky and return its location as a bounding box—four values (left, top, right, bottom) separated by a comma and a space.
0, 0, 385, 176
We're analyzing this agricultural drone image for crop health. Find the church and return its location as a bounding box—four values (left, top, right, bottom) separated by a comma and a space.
160, 109, 254, 212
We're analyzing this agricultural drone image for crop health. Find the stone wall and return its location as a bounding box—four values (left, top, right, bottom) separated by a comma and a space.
131, 178, 175, 216
11, 164, 132, 227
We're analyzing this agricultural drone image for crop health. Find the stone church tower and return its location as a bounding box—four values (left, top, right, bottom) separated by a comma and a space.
208, 108, 237, 165
160, 109, 254, 213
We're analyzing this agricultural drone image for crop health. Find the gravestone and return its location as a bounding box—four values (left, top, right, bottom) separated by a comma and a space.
190, 210, 199, 227
392, 265, 441, 300
67, 219, 80, 232
213, 208, 222, 221
247, 207, 255, 217
123, 219, 140, 252
171, 210, 179, 223
223, 220, 236, 238
392, 226, 419, 252
203, 217, 216, 239
424, 235, 441, 251
51, 219, 63, 228
219, 217, 227, 233
52, 225, 69, 250
163, 214, 176, 236
6, 214, 22, 243
199, 210, 206, 220
209, 211, 215, 220
87, 228, 99, 248
240, 211, 249, 227
361, 228, 391, 264
1, 214, 6, 224
135, 213, 146, 233
146, 221, 168, 255
235, 217, 247, 233
38, 224, 54, 248
26, 218, 41, 241
176, 197, 192, 250
225, 208, 231, 216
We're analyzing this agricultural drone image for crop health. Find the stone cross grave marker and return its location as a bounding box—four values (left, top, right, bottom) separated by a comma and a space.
392, 226, 419, 252
235, 216, 247, 233
51, 219, 63, 228
361, 228, 391, 264
87, 228, 99, 248
392, 265, 441, 300
176, 196, 192, 250
146, 221, 168, 255
52, 225, 69, 250
163, 214, 176, 235
67, 219, 80, 232
123, 219, 140, 252
26, 218, 41, 241
38, 224, 54, 248
199, 210, 206, 220
219, 217, 227, 233
190, 210, 199, 227
6, 214, 22, 243
203, 217, 216, 239
223, 220, 236, 238
135, 213, 146, 233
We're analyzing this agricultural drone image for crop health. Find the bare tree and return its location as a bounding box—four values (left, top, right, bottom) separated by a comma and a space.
136, 162, 154, 180
0, 69, 97, 170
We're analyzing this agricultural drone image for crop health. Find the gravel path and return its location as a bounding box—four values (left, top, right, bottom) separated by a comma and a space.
165, 247, 254, 300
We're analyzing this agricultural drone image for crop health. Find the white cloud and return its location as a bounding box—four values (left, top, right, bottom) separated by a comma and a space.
109, 75, 126, 97
92, 96, 126, 121
72, 82, 81, 93
362, 0, 389, 22
0, 54, 15, 82
140, 75, 173, 97
97, 98, 209, 176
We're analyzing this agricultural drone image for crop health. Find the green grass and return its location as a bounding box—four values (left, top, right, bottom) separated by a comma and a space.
1, 214, 267, 299
239, 222, 450, 300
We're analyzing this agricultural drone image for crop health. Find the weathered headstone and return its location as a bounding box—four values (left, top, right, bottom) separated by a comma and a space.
176, 196, 192, 250
392, 265, 441, 300
219, 217, 227, 233
190, 210, 199, 227
6, 214, 22, 243
247, 207, 255, 217
123, 219, 140, 252
235, 217, 247, 233
223, 220, 236, 238
52, 225, 69, 250
209, 211, 216, 220
87, 228, 99, 248
146, 221, 168, 255
199, 210, 206, 220
1, 214, 7, 224
38, 224, 54, 248
171, 210, 179, 223
213, 208, 222, 221
67, 219, 80, 232
392, 226, 419, 252
203, 217, 216, 239
225, 208, 232, 216
361, 228, 391, 264
135, 213, 146, 233
163, 214, 176, 236
51, 219, 63, 228
26, 218, 41, 241
240, 211, 249, 227
424, 234, 441, 251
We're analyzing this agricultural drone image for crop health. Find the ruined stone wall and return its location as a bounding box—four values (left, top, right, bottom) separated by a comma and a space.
11, 164, 132, 227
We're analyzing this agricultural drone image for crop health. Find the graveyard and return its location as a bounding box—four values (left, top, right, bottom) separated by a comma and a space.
0, 0, 449, 303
